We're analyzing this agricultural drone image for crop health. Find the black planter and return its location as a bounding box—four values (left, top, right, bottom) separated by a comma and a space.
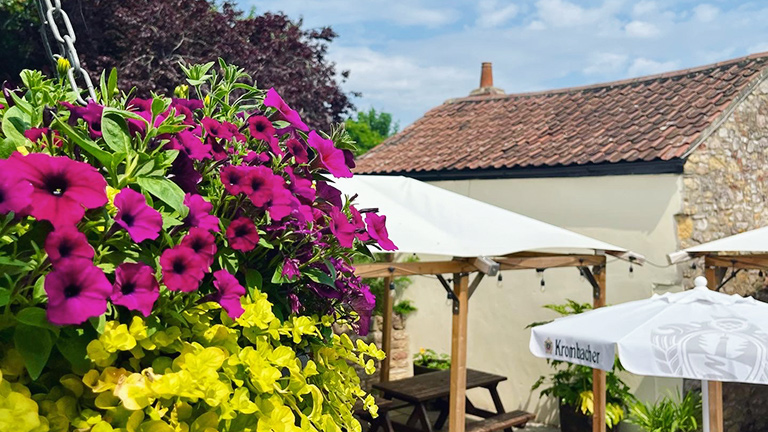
559, 402, 616, 432
413, 364, 441, 375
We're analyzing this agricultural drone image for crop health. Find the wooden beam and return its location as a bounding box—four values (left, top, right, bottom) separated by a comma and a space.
496, 254, 605, 271
467, 273, 485, 299
592, 261, 607, 432
354, 260, 476, 277
704, 268, 724, 432
449, 272, 469, 432
380, 256, 395, 383
704, 254, 768, 270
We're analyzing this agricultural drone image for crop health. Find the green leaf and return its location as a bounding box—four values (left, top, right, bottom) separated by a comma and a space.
305, 268, 336, 287
0, 288, 10, 307
89, 314, 106, 334
54, 119, 113, 167
108, 68, 118, 98
16, 307, 59, 335
14, 323, 54, 380
0, 256, 29, 267
56, 328, 93, 374
101, 111, 132, 153
271, 261, 289, 284
244, 269, 262, 298
0, 137, 17, 158
160, 212, 183, 229
137, 176, 186, 214
257, 237, 274, 249
33, 275, 46, 301
2, 106, 31, 143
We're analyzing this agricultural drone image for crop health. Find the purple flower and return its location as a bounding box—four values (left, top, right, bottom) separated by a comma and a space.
169, 152, 202, 193
160, 246, 205, 292
24, 127, 62, 147
288, 293, 301, 314
212, 270, 246, 319
184, 194, 220, 232
61, 100, 104, 139
45, 227, 95, 264
220, 165, 250, 195
265, 184, 298, 221
168, 130, 211, 161
245, 166, 278, 207
329, 208, 356, 248
263, 88, 309, 132
350, 206, 370, 241
243, 151, 270, 165
202, 117, 236, 141
285, 138, 309, 164
171, 98, 203, 112
351, 285, 376, 335
308, 131, 352, 178
282, 258, 301, 281
316, 181, 342, 208
7, 152, 107, 227
181, 227, 216, 270
365, 213, 397, 251
0, 164, 32, 215
285, 168, 315, 204
45, 258, 112, 325
226, 217, 260, 252
114, 189, 163, 243
247, 115, 280, 155
110, 263, 159, 317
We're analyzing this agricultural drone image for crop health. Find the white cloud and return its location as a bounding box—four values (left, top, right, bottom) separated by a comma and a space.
627, 58, 679, 77
632, 1, 658, 17
534, 0, 620, 28
583, 53, 629, 75
693, 4, 719, 23
625, 20, 660, 38
476, 0, 519, 28
527, 20, 546, 30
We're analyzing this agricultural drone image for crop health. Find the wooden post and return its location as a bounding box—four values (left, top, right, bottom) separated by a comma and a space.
704, 263, 724, 432
592, 263, 607, 432
449, 272, 469, 432
380, 255, 395, 382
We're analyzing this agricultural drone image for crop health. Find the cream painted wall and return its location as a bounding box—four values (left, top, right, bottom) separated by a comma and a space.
400, 174, 685, 424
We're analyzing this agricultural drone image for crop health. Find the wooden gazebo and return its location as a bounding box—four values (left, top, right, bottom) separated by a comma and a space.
668, 226, 768, 432
338, 175, 642, 432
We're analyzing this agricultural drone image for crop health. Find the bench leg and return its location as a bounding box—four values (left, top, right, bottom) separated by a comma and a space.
489, 386, 514, 432
415, 403, 434, 432
434, 399, 449, 430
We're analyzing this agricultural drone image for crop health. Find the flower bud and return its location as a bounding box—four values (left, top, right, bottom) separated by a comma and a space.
174, 85, 189, 99
56, 57, 71, 78
43, 106, 56, 127
2, 85, 15, 108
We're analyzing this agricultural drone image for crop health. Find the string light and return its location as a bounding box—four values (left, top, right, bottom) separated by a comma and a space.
496, 273, 503, 288
536, 269, 545, 292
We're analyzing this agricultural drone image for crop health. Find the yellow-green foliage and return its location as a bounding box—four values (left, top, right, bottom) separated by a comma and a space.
0, 290, 384, 432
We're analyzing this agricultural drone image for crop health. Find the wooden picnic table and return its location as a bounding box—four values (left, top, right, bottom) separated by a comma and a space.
372, 369, 514, 432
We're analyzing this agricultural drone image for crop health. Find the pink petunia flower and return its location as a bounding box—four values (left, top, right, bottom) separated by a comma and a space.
243, 151, 270, 165
307, 131, 352, 178
202, 117, 235, 141
365, 213, 397, 251
226, 217, 260, 252
220, 165, 251, 195
169, 152, 202, 193
181, 227, 216, 270
167, 130, 211, 161
45, 227, 95, 264
114, 189, 163, 243
61, 100, 104, 139
24, 127, 62, 147
7, 152, 107, 227
0, 165, 32, 215
285, 137, 309, 164
263, 88, 309, 132
316, 181, 342, 208
264, 184, 298, 221
351, 285, 376, 336
110, 262, 159, 317
349, 205, 370, 241
244, 166, 279, 207
160, 246, 205, 292
247, 115, 280, 155
184, 193, 220, 232
212, 270, 246, 319
329, 208, 356, 248
281, 257, 301, 281
45, 258, 112, 325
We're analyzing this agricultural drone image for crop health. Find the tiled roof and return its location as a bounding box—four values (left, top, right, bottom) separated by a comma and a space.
355, 53, 768, 176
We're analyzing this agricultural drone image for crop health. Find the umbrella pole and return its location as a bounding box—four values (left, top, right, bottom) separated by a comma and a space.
592, 264, 607, 432
449, 272, 469, 432
702, 380, 710, 432
704, 267, 724, 432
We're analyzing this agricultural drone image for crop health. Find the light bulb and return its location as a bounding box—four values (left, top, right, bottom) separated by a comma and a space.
496, 273, 503, 288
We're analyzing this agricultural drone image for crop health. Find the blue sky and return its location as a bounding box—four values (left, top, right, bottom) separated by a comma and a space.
236, 0, 768, 126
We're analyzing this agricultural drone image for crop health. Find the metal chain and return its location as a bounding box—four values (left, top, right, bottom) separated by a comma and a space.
36, 0, 96, 104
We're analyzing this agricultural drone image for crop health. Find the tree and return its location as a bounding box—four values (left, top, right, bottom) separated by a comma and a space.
0, 0, 354, 129
345, 108, 398, 155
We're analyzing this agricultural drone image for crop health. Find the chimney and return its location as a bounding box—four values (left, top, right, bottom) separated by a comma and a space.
469, 62, 505, 97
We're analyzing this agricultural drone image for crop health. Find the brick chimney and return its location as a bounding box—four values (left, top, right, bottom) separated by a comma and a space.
469, 62, 505, 96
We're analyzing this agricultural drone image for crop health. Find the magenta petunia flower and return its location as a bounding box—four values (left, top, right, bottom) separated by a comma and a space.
329, 208, 356, 248
184, 193, 220, 232
7, 152, 107, 227
45, 258, 112, 325
0, 167, 32, 215
307, 131, 352, 178
225, 122, 246, 143
316, 181, 342, 208
265, 184, 298, 221
110, 262, 159, 317
285, 168, 315, 204
349, 205, 370, 241
24, 127, 62, 147
114, 189, 163, 243
351, 285, 376, 335
212, 270, 246, 318
263, 88, 309, 132
168, 130, 211, 161
169, 152, 202, 193
244, 166, 278, 207
243, 151, 270, 165
220, 165, 250, 195
45, 227, 95, 264
202, 117, 235, 141
281, 257, 301, 281
61, 100, 104, 139
365, 213, 397, 251
226, 217, 260, 252
171, 98, 204, 112
181, 227, 216, 270
160, 246, 205, 292
285, 138, 309, 164
247, 115, 280, 155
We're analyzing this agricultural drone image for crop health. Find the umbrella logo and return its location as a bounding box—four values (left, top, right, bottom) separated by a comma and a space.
651, 316, 768, 383
544, 338, 553, 354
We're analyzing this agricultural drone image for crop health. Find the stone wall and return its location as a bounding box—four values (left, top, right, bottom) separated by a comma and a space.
677, 75, 768, 432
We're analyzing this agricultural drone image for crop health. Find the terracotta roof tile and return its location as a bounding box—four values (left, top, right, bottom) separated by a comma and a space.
356, 53, 768, 175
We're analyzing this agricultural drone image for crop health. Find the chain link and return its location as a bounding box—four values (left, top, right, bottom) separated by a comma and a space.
36, 0, 96, 104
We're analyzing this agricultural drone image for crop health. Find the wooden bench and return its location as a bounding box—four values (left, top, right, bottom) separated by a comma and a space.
354, 397, 410, 432
465, 410, 536, 432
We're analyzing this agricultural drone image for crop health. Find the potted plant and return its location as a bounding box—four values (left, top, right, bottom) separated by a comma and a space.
413, 348, 451, 375
530, 300, 635, 432
0, 61, 393, 432
627, 391, 702, 432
